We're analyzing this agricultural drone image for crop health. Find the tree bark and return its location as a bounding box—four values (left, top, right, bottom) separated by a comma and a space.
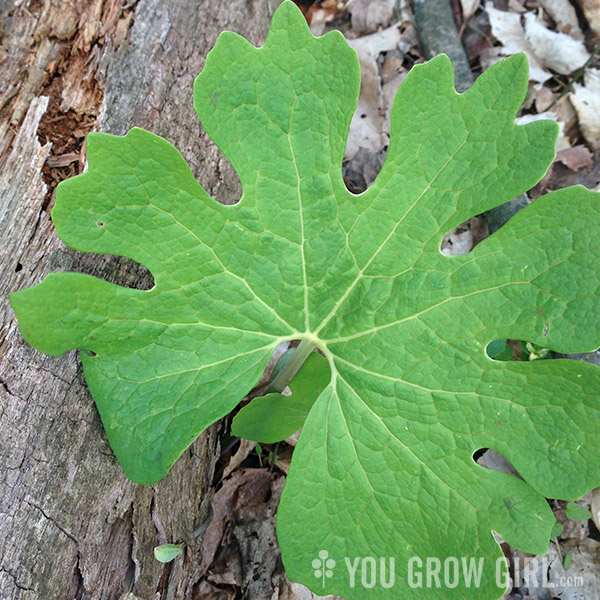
0, 1, 280, 598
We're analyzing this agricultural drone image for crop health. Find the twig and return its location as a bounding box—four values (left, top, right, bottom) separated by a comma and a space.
410, 0, 474, 92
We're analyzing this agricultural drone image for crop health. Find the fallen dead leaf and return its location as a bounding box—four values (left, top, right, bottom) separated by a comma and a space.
556, 145, 594, 171
508, 0, 528, 13
440, 216, 488, 255
553, 94, 579, 143
571, 68, 600, 150
512, 538, 600, 600
526, 82, 557, 112
197, 469, 286, 599
523, 11, 589, 75
485, 4, 552, 82
193, 579, 236, 599
273, 455, 291, 475
459, 0, 479, 20
540, 0, 583, 38
381, 54, 404, 83
531, 149, 600, 198
485, 4, 590, 83
348, 0, 396, 34
280, 581, 344, 600
308, 0, 339, 37
577, 0, 600, 35
343, 146, 387, 192
346, 24, 404, 157
441, 225, 474, 255
198, 470, 264, 577
344, 0, 417, 160
222, 438, 257, 479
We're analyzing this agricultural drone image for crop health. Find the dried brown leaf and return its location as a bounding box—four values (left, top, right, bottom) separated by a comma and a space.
577, 0, 600, 35
556, 145, 594, 171
523, 11, 589, 75
485, 4, 552, 82
223, 439, 257, 479
540, 0, 583, 38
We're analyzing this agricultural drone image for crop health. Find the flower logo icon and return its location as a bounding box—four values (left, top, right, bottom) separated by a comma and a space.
312, 550, 336, 586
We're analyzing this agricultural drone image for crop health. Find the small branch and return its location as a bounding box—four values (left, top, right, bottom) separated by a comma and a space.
410, 0, 474, 92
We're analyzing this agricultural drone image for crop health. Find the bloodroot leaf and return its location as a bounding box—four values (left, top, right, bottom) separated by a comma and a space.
9, 2, 600, 599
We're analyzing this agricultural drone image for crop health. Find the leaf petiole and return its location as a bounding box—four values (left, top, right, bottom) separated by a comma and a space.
268, 339, 316, 394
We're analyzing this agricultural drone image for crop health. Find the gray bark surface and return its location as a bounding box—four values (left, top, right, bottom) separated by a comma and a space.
0, 1, 279, 598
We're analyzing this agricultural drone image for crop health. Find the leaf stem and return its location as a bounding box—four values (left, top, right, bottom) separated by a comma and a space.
268, 339, 315, 393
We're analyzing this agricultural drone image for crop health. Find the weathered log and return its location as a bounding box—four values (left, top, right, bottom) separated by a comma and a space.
0, 1, 279, 598
410, 0, 473, 92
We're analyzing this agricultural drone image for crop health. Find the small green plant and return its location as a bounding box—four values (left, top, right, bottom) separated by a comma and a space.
565, 501, 592, 521
486, 339, 552, 361
154, 543, 184, 563
10, 2, 600, 598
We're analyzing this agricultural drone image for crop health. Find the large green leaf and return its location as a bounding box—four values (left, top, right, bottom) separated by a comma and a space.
10, 2, 600, 598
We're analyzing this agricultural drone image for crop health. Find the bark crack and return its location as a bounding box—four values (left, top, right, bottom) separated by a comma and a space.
1, 567, 35, 592
73, 551, 86, 600
150, 494, 167, 544
24, 498, 81, 545
36, 366, 74, 386
0, 377, 15, 397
